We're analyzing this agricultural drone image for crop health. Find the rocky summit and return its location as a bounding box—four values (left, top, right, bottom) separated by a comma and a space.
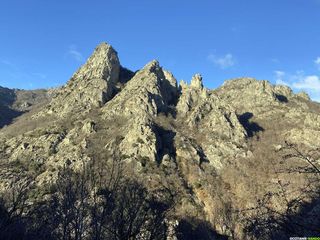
1, 42, 320, 239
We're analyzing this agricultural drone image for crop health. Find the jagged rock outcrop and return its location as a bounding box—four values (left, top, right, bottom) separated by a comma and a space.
297, 91, 311, 100
176, 74, 247, 169
1, 42, 320, 239
103, 60, 177, 117
177, 74, 208, 115
215, 77, 320, 145
190, 73, 204, 89
101, 60, 179, 163
35, 42, 120, 117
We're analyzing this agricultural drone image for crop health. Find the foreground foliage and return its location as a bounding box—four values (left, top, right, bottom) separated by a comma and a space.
0, 163, 173, 240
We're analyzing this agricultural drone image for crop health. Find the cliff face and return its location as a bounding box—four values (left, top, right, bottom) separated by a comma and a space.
1, 42, 320, 239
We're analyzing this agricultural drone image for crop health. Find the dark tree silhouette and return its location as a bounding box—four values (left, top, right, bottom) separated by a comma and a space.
98, 179, 169, 240
0, 179, 33, 240
0, 158, 174, 240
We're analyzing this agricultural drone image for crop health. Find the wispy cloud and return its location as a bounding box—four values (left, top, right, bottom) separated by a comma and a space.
292, 75, 320, 91
67, 45, 84, 62
274, 70, 287, 86
274, 70, 320, 102
208, 53, 236, 69
273, 57, 320, 102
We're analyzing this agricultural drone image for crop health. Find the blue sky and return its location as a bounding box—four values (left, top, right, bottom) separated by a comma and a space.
0, 0, 320, 101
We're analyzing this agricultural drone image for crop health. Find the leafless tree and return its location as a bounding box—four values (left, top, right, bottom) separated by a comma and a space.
242, 142, 320, 239
0, 178, 33, 240
0, 154, 175, 240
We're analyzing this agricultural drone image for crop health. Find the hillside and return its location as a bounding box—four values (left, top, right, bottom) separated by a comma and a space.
1, 42, 320, 239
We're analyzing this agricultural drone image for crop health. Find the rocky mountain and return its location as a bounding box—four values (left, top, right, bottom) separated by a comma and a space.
1, 42, 320, 239
0, 86, 50, 128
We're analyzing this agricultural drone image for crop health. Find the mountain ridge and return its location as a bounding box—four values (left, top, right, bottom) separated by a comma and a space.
1, 42, 320, 239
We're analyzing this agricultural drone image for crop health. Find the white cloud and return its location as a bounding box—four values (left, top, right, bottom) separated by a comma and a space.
208, 53, 236, 69
292, 75, 320, 91
315, 57, 320, 70
67, 45, 84, 62
275, 58, 320, 100
273, 70, 320, 102
274, 70, 287, 85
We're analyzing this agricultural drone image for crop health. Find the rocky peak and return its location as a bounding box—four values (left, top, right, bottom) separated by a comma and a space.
190, 73, 203, 89
134, 60, 178, 107
274, 84, 293, 98
103, 60, 179, 118
177, 74, 209, 116
216, 78, 289, 113
222, 77, 256, 87
2, 43, 320, 240
179, 80, 188, 91
296, 91, 310, 101
34, 42, 121, 117
70, 42, 120, 83
142, 60, 161, 73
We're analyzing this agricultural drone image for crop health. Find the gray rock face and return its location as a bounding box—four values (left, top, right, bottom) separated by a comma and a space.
71, 42, 120, 83
1, 42, 320, 239
103, 60, 178, 117
296, 91, 310, 100
36, 42, 120, 117
176, 75, 247, 169
190, 73, 203, 89
101, 60, 179, 163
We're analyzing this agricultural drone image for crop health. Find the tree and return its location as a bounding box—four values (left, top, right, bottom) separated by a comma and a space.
102, 179, 171, 240
243, 142, 320, 239
0, 178, 32, 240
0, 159, 174, 240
